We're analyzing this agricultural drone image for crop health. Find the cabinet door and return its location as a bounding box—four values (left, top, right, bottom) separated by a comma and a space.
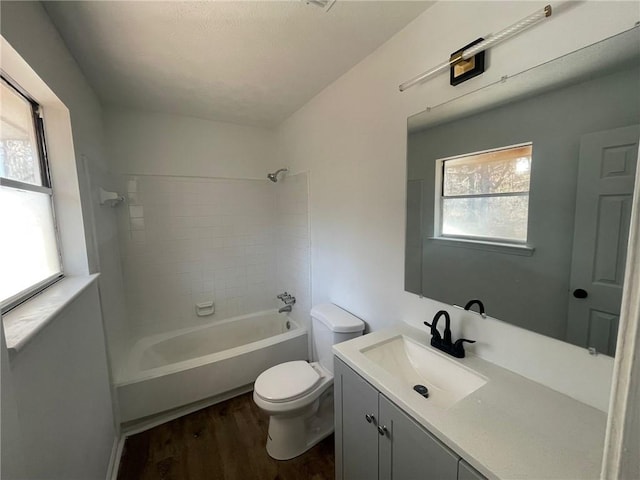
335, 358, 380, 480
379, 395, 459, 480
458, 459, 487, 480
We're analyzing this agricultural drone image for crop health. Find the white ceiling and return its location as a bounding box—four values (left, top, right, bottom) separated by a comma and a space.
44, 1, 433, 127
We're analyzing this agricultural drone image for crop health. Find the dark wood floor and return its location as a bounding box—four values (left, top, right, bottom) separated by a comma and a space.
117, 392, 335, 480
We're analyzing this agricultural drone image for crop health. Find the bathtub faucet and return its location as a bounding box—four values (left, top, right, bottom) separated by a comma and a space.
277, 292, 296, 312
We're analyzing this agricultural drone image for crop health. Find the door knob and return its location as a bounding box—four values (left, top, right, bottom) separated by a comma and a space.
573, 289, 588, 299
365, 414, 376, 424
377, 425, 388, 436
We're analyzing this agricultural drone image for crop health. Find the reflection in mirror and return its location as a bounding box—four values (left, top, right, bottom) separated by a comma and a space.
405, 27, 640, 356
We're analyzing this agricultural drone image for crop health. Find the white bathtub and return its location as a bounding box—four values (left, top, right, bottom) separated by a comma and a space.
116, 310, 308, 422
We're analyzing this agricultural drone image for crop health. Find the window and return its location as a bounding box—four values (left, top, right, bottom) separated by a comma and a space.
0, 75, 62, 312
436, 144, 532, 243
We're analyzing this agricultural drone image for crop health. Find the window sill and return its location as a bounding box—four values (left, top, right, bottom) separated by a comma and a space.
427, 236, 535, 256
3, 274, 99, 354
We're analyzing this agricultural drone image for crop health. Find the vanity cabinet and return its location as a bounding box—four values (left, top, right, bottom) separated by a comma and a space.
338, 355, 379, 479
458, 460, 487, 480
378, 395, 459, 479
335, 357, 486, 480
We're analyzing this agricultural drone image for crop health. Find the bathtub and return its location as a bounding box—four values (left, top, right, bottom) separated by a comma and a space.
116, 310, 308, 422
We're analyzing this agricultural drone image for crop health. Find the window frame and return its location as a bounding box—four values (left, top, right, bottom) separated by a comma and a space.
0, 73, 64, 313
434, 142, 533, 246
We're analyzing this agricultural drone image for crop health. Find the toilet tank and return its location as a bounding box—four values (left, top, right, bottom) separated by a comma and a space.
311, 304, 364, 374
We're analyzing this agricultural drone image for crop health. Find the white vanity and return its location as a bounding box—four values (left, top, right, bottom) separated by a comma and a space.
333, 324, 607, 480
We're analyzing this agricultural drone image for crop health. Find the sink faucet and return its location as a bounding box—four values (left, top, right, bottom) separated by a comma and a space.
427, 310, 451, 345
424, 310, 475, 358
279, 305, 292, 313
464, 299, 486, 318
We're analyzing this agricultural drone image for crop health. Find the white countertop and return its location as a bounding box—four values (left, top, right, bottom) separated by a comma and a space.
333, 324, 607, 480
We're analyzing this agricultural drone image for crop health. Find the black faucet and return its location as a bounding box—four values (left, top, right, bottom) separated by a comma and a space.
464, 299, 486, 318
424, 310, 475, 358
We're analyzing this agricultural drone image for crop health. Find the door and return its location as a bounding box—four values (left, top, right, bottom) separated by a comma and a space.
567, 125, 640, 355
335, 358, 380, 480
378, 395, 459, 480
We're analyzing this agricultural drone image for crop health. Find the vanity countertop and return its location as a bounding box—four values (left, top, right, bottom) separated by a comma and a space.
333, 323, 608, 480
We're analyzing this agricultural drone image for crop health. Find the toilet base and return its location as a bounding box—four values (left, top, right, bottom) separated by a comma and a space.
265, 390, 334, 460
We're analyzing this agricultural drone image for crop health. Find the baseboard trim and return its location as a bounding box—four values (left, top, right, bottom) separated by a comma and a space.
110, 385, 254, 478
120, 384, 254, 437
105, 435, 125, 480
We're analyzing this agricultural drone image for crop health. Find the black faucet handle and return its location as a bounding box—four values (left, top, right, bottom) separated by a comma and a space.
424, 321, 442, 342
451, 338, 475, 358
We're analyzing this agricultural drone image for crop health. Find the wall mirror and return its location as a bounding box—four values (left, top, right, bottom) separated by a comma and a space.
405, 27, 640, 357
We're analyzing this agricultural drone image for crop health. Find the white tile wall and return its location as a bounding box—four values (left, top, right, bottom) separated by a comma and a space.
118, 175, 283, 338
275, 172, 311, 333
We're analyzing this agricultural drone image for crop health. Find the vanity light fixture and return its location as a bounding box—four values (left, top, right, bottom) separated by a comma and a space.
399, 4, 552, 92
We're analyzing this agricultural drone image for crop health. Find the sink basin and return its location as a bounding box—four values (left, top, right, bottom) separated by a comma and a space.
360, 335, 487, 409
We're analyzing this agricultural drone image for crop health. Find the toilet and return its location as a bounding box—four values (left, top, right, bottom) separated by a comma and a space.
253, 303, 364, 460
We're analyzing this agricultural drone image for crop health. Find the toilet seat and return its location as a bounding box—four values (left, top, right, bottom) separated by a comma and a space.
254, 361, 322, 403
252, 303, 364, 460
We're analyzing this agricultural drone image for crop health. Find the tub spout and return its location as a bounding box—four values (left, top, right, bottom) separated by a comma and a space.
278, 305, 292, 314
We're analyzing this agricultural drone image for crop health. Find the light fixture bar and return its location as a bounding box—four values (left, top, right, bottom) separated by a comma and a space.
399, 4, 552, 92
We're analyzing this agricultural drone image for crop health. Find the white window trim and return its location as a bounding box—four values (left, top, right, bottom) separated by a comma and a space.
3, 275, 99, 353
0, 177, 52, 194
0, 78, 65, 313
1, 36, 92, 351
427, 236, 535, 256
434, 142, 534, 250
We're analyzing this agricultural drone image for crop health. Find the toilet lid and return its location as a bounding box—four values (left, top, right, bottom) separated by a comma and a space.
254, 361, 321, 403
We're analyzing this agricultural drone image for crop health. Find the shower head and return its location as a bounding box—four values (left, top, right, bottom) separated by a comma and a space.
267, 168, 288, 183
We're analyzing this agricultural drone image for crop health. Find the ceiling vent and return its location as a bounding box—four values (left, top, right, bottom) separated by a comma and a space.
304, 0, 336, 12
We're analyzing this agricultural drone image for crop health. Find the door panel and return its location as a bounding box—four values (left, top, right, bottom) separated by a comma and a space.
567, 125, 639, 355
592, 195, 631, 285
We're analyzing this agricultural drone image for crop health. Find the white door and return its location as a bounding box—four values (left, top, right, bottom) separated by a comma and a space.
567, 125, 640, 356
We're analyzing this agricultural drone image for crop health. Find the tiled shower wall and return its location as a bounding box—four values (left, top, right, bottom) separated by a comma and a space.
276, 172, 311, 332
118, 175, 282, 338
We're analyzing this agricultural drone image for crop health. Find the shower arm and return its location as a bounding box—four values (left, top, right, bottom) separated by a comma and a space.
267, 168, 289, 182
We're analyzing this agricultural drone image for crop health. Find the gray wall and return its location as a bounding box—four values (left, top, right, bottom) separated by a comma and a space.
1, 327, 26, 478
2, 284, 116, 479
1, 2, 120, 478
407, 65, 640, 341
1, 1, 130, 370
